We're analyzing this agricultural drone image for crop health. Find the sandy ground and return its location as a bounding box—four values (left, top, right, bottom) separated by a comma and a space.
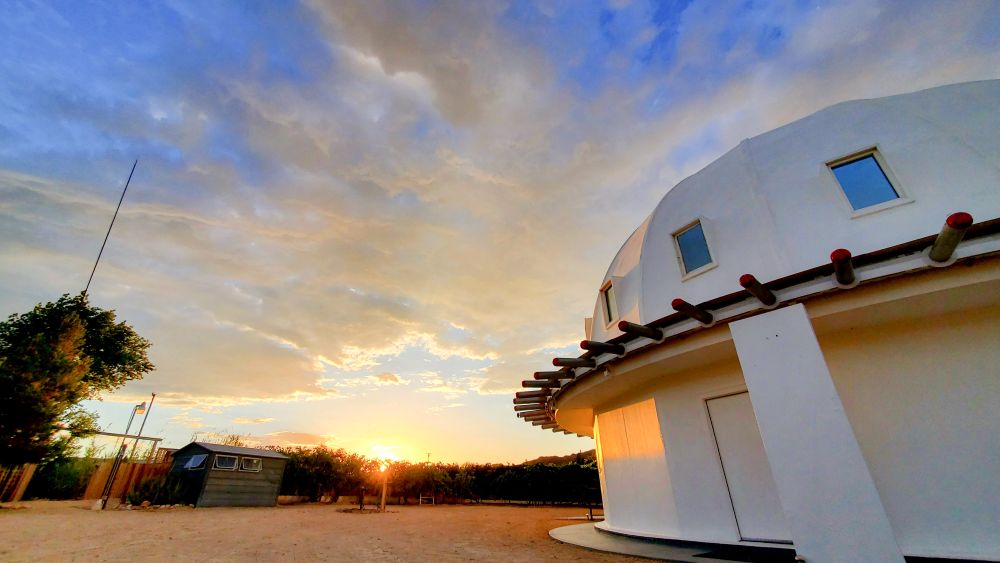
0, 501, 642, 562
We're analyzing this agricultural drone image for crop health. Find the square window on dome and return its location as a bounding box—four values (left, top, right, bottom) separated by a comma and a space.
674, 221, 713, 275
829, 152, 899, 210
601, 281, 618, 325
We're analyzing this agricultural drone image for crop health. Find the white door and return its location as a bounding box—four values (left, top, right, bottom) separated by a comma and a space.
707, 392, 792, 543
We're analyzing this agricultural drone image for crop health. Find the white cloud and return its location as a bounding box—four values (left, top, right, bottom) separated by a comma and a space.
168, 412, 204, 429
2, 0, 996, 416
233, 417, 274, 425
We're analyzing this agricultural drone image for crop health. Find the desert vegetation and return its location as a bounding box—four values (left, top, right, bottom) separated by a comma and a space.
274, 446, 601, 506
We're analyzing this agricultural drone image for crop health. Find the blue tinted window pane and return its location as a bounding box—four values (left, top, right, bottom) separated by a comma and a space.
676, 223, 712, 273
831, 155, 898, 210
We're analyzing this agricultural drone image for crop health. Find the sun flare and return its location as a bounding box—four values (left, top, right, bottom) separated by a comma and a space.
370, 443, 403, 464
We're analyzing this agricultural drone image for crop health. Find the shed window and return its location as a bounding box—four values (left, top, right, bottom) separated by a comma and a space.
240, 457, 262, 472
213, 455, 238, 470
184, 454, 207, 470
601, 282, 618, 325
674, 221, 713, 274
829, 152, 899, 210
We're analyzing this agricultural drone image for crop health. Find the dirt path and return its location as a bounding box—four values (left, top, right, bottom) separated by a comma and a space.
0, 501, 641, 562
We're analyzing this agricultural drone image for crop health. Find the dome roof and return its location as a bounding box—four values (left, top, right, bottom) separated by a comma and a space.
590, 79, 1000, 342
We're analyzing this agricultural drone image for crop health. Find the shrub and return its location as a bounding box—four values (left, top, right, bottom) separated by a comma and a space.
126, 474, 189, 506
24, 457, 100, 500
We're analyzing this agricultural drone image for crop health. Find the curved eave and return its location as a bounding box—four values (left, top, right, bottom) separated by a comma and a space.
514, 215, 1000, 436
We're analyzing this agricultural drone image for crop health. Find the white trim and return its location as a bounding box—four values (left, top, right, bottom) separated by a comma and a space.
825, 146, 910, 216
680, 261, 718, 281
213, 454, 238, 471
239, 456, 263, 472
672, 218, 717, 280
600, 279, 619, 329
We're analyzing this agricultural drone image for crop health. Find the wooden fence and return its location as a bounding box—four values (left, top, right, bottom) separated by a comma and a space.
82, 461, 171, 501
0, 465, 37, 502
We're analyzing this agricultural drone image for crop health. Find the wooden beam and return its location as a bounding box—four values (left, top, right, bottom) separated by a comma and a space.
534, 370, 572, 380
522, 380, 560, 388
671, 298, 713, 325
929, 211, 973, 262
514, 397, 546, 405
580, 340, 625, 355
514, 404, 545, 412
552, 357, 596, 368
831, 248, 855, 286
739, 274, 777, 306
617, 320, 663, 340
540, 423, 558, 429
517, 410, 547, 418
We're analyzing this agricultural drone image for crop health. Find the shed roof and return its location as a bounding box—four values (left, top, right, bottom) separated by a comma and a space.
175, 441, 289, 460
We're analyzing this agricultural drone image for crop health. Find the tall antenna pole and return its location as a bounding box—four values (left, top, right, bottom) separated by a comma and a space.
85, 159, 138, 295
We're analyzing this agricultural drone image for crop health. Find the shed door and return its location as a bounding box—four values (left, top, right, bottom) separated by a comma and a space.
707, 392, 792, 543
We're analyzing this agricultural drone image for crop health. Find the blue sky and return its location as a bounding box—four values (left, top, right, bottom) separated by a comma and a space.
1, 0, 997, 462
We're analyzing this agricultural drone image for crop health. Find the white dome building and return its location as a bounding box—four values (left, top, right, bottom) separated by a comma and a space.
516, 80, 1000, 562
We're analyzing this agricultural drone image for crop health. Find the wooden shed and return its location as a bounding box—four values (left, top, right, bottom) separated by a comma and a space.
169, 442, 288, 508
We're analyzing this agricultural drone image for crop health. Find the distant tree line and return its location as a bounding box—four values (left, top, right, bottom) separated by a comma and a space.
272, 447, 601, 506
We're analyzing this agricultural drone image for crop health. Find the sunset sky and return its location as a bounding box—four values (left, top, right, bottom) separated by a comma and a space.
1, 1, 997, 463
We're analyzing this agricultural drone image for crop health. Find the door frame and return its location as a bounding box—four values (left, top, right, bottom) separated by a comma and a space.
704, 390, 793, 545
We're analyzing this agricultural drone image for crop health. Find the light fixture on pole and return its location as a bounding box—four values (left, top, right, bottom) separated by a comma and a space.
128, 393, 156, 460
100, 400, 146, 509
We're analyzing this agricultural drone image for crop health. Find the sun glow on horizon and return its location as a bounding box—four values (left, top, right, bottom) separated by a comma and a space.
370, 443, 404, 464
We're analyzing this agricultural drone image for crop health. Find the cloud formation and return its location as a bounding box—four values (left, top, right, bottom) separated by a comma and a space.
233, 417, 275, 425
1, 1, 997, 457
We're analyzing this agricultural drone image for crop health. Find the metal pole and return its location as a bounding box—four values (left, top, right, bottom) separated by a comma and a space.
380, 470, 388, 512
128, 393, 155, 460
101, 405, 139, 509
85, 159, 138, 295
117, 405, 139, 453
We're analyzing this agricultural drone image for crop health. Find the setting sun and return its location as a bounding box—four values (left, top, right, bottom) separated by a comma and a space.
370, 444, 404, 464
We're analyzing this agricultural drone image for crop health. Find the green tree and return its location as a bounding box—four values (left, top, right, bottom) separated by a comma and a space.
0, 293, 154, 466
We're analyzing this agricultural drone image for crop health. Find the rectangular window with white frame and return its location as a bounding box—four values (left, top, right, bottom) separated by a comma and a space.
673, 220, 714, 277
239, 457, 262, 472
213, 454, 238, 470
601, 281, 618, 326
828, 149, 902, 212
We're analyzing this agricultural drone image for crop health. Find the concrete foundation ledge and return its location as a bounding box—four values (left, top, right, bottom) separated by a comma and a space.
550, 523, 797, 562
551, 524, 997, 563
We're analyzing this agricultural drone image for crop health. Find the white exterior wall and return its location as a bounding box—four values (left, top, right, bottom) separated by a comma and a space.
590, 79, 1000, 342
574, 80, 1000, 559
730, 304, 903, 562
594, 398, 680, 537
819, 298, 1000, 560
595, 360, 750, 543
588, 276, 1000, 558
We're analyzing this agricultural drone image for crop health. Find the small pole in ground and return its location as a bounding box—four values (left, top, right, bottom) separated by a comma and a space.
380, 468, 388, 512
